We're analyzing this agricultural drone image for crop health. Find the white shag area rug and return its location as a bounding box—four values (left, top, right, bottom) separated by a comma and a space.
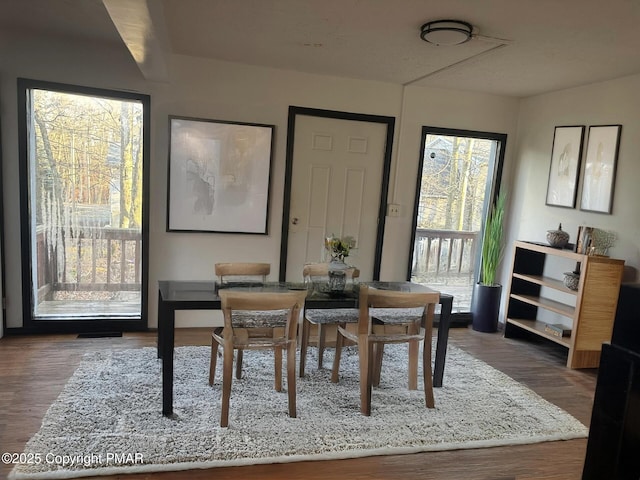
10, 343, 587, 479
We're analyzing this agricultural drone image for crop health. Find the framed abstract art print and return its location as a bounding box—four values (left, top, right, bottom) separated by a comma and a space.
167, 116, 275, 234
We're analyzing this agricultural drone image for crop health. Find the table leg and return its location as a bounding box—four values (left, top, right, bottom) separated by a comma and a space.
433, 294, 453, 388
161, 301, 175, 417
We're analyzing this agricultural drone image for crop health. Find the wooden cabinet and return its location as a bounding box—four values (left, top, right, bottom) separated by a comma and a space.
503, 241, 624, 368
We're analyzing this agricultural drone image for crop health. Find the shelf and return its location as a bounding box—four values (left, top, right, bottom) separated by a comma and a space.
512, 272, 578, 295
505, 240, 625, 369
506, 318, 571, 348
514, 240, 585, 261
510, 293, 575, 318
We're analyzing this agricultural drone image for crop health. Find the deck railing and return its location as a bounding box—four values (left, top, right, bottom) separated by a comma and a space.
36, 226, 141, 300
412, 229, 479, 283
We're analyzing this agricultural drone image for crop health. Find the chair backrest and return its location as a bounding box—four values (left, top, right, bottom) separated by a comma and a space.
219, 290, 307, 340
358, 284, 440, 335
215, 262, 270, 284
302, 262, 360, 283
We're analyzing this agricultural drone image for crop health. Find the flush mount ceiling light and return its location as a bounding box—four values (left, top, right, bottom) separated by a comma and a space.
420, 20, 473, 46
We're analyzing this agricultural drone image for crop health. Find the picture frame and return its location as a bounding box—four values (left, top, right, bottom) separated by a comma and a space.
579, 124, 622, 214
545, 125, 585, 208
167, 116, 275, 234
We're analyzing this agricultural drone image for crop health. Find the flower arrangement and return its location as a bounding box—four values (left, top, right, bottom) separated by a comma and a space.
325, 235, 356, 262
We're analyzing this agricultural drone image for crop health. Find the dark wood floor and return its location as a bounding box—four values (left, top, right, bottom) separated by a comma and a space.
0, 327, 597, 480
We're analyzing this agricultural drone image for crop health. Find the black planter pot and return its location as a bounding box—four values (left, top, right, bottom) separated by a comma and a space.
471, 283, 502, 333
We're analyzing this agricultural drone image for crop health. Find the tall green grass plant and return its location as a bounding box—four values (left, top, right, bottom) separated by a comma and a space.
480, 191, 506, 286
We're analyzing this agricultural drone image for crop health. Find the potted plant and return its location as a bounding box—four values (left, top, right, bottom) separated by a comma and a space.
471, 191, 506, 332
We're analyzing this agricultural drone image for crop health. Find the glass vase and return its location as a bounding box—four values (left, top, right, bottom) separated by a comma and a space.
328, 257, 347, 292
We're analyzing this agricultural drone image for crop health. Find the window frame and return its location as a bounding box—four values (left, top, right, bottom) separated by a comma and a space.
17, 78, 150, 333
407, 125, 507, 324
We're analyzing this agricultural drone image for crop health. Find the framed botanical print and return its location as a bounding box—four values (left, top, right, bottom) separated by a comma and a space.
545, 125, 585, 208
579, 124, 622, 214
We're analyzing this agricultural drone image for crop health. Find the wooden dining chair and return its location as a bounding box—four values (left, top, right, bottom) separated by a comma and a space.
211, 262, 271, 381
299, 262, 360, 377
209, 289, 307, 427
331, 284, 440, 416
215, 262, 270, 288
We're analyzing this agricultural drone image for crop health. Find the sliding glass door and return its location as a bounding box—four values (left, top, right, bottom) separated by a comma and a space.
18, 79, 149, 332
408, 127, 506, 315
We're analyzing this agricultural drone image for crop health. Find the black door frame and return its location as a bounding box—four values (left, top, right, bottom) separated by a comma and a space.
407, 126, 507, 317
279, 106, 395, 281
16, 78, 150, 334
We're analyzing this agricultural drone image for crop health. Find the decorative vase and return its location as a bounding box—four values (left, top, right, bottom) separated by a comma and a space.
471, 283, 502, 333
547, 223, 570, 248
328, 257, 347, 292
563, 271, 580, 291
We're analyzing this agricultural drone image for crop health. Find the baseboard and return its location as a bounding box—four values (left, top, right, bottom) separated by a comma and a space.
77, 332, 123, 338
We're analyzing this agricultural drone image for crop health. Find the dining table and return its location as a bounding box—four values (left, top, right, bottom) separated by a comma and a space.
157, 280, 453, 416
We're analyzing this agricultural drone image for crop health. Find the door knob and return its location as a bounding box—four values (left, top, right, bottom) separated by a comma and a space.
291, 217, 299, 225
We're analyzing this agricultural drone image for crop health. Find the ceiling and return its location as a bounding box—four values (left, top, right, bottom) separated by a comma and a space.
2, 0, 640, 97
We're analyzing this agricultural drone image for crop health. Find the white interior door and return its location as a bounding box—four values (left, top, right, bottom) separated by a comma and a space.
286, 115, 387, 282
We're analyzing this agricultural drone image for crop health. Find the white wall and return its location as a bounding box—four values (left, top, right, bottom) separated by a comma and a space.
4, 30, 637, 333
0, 31, 148, 329
0, 30, 521, 329
508, 74, 640, 295
380, 86, 520, 280
152, 55, 404, 327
